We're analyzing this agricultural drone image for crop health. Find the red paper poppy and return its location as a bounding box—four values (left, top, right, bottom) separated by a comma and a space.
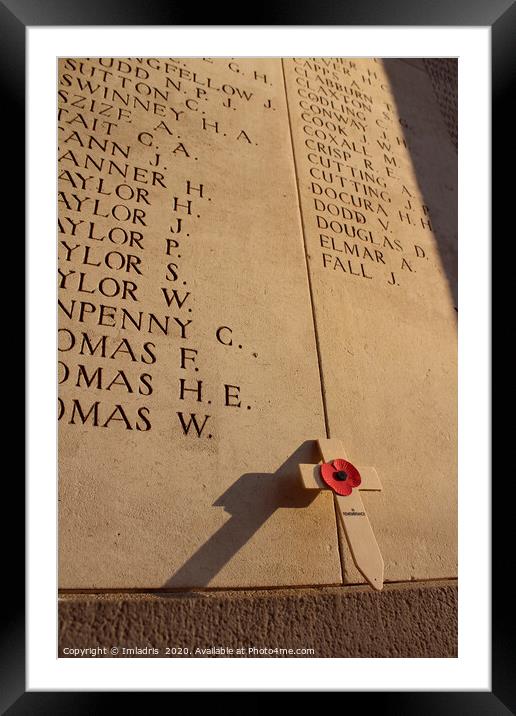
320, 459, 361, 496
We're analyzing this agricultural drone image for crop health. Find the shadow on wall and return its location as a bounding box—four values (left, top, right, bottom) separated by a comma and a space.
163, 62, 458, 589
381, 58, 458, 310
162, 441, 323, 588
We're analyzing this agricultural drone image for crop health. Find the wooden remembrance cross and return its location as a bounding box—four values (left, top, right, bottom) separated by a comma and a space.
298, 438, 384, 591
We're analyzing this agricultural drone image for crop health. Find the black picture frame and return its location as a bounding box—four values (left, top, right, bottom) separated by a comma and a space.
8, 0, 507, 709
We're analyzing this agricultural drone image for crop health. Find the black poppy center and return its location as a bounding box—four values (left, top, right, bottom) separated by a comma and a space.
334, 470, 348, 481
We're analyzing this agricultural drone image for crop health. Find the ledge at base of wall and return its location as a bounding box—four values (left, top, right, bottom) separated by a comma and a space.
59, 579, 457, 658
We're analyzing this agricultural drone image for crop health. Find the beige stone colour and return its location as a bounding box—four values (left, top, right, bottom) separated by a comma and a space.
58, 57, 341, 589
299, 438, 384, 590
283, 58, 457, 584
58, 57, 457, 591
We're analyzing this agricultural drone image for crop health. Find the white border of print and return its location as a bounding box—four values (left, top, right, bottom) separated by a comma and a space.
27, 26, 490, 691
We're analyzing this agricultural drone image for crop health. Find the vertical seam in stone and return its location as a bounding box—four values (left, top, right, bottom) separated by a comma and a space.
280, 59, 330, 438
280, 59, 344, 584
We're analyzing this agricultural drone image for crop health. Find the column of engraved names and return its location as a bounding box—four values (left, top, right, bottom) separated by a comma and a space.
286, 57, 434, 287
58, 58, 166, 432
58, 57, 272, 439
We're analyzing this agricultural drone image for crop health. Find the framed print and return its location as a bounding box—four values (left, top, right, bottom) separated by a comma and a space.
7, 0, 508, 708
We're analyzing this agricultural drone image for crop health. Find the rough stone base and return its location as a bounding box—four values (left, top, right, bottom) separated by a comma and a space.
59, 579, 457, 658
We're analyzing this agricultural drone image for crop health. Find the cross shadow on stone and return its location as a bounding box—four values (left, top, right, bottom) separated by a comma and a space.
162, 440, 321, 588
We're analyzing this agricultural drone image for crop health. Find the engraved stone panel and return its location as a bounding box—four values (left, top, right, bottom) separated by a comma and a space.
58, 57, 341, 588
58, 57, 457, 591
283, 57, 457, 584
